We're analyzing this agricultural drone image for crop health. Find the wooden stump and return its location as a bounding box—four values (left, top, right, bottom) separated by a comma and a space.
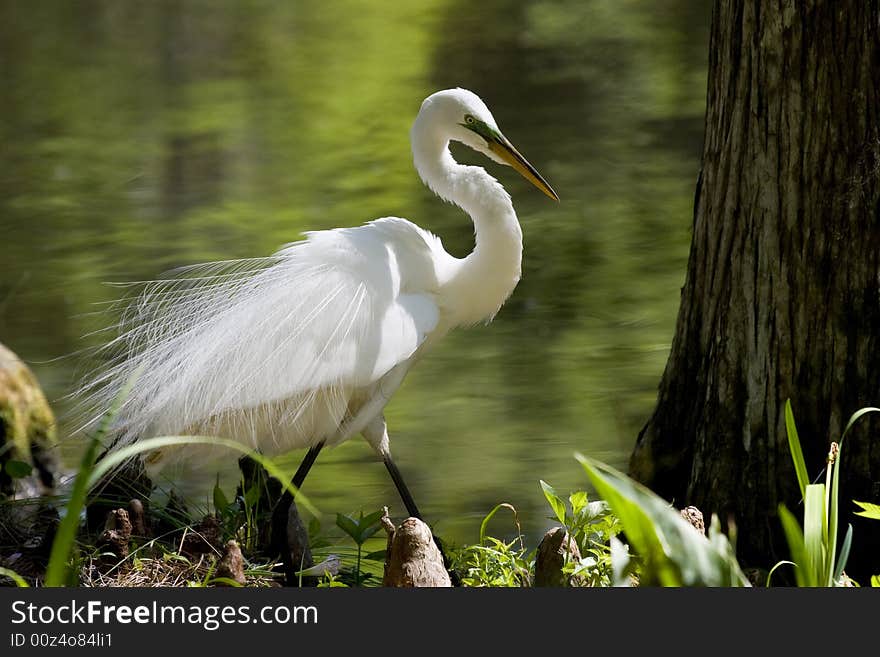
127, 498, 148, 537
382, 512, 451, 587
97, 508, 133, 565
680, 506, 705, 535
534, 527, 583, 587
216, 540, 247, 586
181, 514, 223, 556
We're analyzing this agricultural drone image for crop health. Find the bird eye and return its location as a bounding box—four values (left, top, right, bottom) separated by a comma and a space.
464, 115, 476, 125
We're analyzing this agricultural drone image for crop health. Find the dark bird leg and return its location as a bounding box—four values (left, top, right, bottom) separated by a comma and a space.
382, 454, 422, 520
383, 454, 461, 586
291, 440, 325, 491
271, 440, 325, 586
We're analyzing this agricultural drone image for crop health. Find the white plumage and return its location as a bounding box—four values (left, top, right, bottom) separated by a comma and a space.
78, 88, 557, 485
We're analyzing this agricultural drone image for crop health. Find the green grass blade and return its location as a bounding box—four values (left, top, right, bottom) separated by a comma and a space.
539, 480, 567, 524
833, 523, 852, 584
0, 566, 30, 587
840, 407, 880, 441
784, 399, 809, 499
479, 502, 518, 545
827, 446, 839, 587
853, 501, 880, 520
765, 560, 796, 587
777, 504, 808, 587
206, 576, 243, 587
212, 477, 229, 513
44, 433, 102, 585
803, 484, 827, 586
44, 378, 134, 587
827, 406, 879, 584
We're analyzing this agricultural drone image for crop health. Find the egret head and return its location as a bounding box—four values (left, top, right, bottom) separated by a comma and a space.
417, 88, 559, 201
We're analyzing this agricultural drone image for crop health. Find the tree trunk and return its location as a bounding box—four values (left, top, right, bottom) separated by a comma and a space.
630, 1, 880, 580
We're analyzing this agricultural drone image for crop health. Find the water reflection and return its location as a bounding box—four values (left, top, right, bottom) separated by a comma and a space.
0, 0, 708, 547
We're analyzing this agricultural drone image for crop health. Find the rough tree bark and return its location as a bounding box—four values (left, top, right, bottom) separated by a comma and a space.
630, 1, 880, 578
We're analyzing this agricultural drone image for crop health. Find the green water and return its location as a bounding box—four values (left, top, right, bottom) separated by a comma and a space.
1, 1, 708, 547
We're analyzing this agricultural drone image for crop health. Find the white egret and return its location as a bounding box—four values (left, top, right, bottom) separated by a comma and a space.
80, 88, 557, 580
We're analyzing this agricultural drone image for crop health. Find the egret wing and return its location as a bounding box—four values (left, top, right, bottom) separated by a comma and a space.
76, 220, 440, 446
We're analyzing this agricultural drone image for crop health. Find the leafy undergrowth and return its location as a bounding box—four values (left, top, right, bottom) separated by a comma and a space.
3, 398, 879, 588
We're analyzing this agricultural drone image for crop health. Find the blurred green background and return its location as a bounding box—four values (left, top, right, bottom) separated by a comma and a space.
0, 0, 708, 546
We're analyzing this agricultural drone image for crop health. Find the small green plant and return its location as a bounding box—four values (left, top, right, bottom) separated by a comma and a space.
452, 503, 532, 587
775, 400, 879, 587
576, 454, 750, 587
539, 481, 622, 586
3, 459, 33, 480
316, 572, 349, 587
852, 501, 880, 586
335, 509, 384, 586
853, 500, 880, 521
212, 475, 266, 552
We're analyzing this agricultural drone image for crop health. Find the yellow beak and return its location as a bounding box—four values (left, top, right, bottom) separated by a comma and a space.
488, 136, 559, 202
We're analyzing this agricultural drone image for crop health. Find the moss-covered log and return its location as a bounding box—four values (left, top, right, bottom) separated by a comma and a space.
0, 342, 59, 496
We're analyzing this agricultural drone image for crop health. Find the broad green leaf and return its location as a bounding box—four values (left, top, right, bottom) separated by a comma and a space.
540, 480, 567, 524
833, 524, 852, 584
358, 523, 383, 543
853, 500, 880, 520
803, 484, 828, 585
360, 509, 386, 529
569, 491, 589, 515
778, 504, 811, 587
4, 460, 33, 479
363, 549, 387, 562
784, 399, 809, 499
212, 478, 229, 513
336, 514, 360, 542
609, 536, 633, 587
244, 483, 261, 509
584, 500, 611, 521
871, 575, 880, 588
576, 454, 750, 586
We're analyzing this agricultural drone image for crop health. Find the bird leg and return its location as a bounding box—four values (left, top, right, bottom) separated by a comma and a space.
291, 440, 326, 490
271, 440, 325, 586
382, 454, 423, 520
361, 414, 460, 583
382, 454, 460, 585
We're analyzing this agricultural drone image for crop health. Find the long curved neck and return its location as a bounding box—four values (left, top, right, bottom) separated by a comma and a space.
412, 122, 523, 326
